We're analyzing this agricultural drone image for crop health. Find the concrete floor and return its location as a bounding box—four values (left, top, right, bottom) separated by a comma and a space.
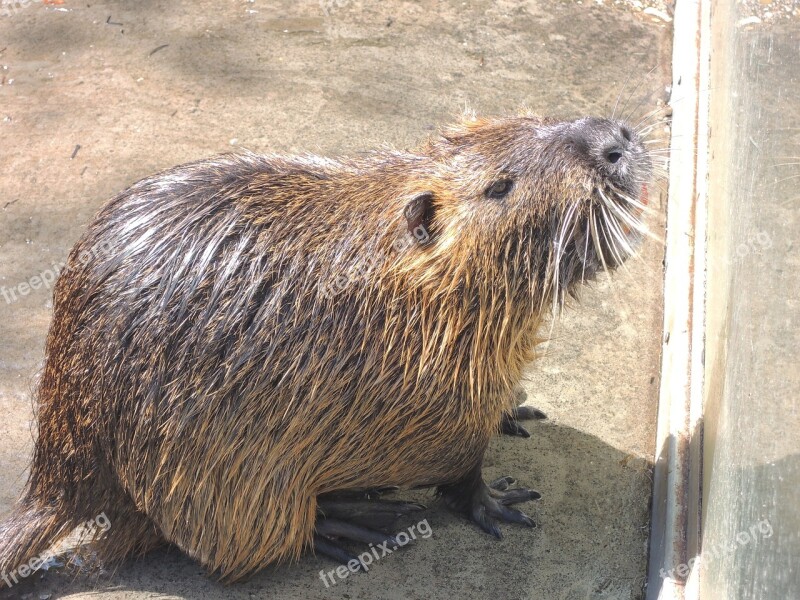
0, 1, 669, 599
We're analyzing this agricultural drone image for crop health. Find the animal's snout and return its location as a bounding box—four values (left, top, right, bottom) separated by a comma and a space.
602, 125, 632, 165
600, 124, 634, 166
566, 118, 635, 166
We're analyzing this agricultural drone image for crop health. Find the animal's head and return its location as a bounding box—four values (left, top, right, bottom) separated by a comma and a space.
398, 113, 653, 311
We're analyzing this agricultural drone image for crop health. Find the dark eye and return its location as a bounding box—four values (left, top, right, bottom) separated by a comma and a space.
486, 179, 514, 199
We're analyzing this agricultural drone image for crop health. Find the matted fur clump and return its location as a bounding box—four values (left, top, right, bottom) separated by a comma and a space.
0, 112, 652, 583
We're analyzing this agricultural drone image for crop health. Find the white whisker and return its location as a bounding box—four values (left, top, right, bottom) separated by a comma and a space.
599, 188, 663, 245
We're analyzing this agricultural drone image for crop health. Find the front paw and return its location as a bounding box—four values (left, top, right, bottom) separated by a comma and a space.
438, 469, 541, 539
501, 404, 548, 437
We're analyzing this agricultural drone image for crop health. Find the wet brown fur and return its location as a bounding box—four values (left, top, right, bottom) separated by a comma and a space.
0, 113, 651, 583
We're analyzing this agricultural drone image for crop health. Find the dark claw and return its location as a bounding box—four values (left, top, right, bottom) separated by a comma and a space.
509, 387, 546, 419
489, 476, 515, 490
500, 416, 531, 437
512, 405, 548, 421
472, 504, 503, 539
465, 486, 537, 539
313, 495, 424, 567
313, 534, 365, 569
438, 465, 540, 539
489, 486, 542, 504
317, 497, 426, 530
500, 403, 547, 437
316, 518, 402, 548
492, 504, 535, 528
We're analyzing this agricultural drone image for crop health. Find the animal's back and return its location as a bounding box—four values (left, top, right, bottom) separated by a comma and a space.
17, 151, 497, 580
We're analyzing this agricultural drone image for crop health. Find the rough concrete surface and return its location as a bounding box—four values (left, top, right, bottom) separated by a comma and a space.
0, 1, 669, 599
700, 15, 800, 599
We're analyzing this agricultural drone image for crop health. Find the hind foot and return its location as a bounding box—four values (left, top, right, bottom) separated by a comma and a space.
314, 495, 426, 569
501, 387, 547, 438
437, 465, 540, 539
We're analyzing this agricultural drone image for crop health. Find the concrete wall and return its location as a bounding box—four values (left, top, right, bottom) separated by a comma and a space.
701, 1, 800, 597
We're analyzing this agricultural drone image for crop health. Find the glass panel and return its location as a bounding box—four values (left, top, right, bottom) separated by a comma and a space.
701, 1, 800, 597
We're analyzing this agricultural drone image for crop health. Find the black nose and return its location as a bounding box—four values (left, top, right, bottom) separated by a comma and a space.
568, 118, 633, 168
605, 147, 624, 164
603, 125, 634, 165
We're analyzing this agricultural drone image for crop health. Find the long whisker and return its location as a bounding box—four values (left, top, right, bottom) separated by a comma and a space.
612, 69, 637, 121
590, 207, 611, 282
614, 189, 659, 217
644, 139, 678, 146
637, 121, 670, 139
544, 200, 580, 347
598, 204, 629, 270
602, 203, 638, 258
591, 205, 633, 312
599, 204, 654, 302
552, 201, 579, 307
633, 106, 671, 133
601, 202, 648, 270
600, 189, 663, 245
580, 215, 591, 285
619, 64, 660, 122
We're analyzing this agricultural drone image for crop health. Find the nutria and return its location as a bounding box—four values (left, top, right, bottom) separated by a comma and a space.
0, 112, 651, 584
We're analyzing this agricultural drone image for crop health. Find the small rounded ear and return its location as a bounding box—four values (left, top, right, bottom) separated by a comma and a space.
403, 192, 435, 244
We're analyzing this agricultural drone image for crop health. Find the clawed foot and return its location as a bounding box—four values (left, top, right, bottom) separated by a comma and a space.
438, 466, 540, 539
313, 493, 425, 569
501, 387, 547, 438
501, 405, 548, 437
